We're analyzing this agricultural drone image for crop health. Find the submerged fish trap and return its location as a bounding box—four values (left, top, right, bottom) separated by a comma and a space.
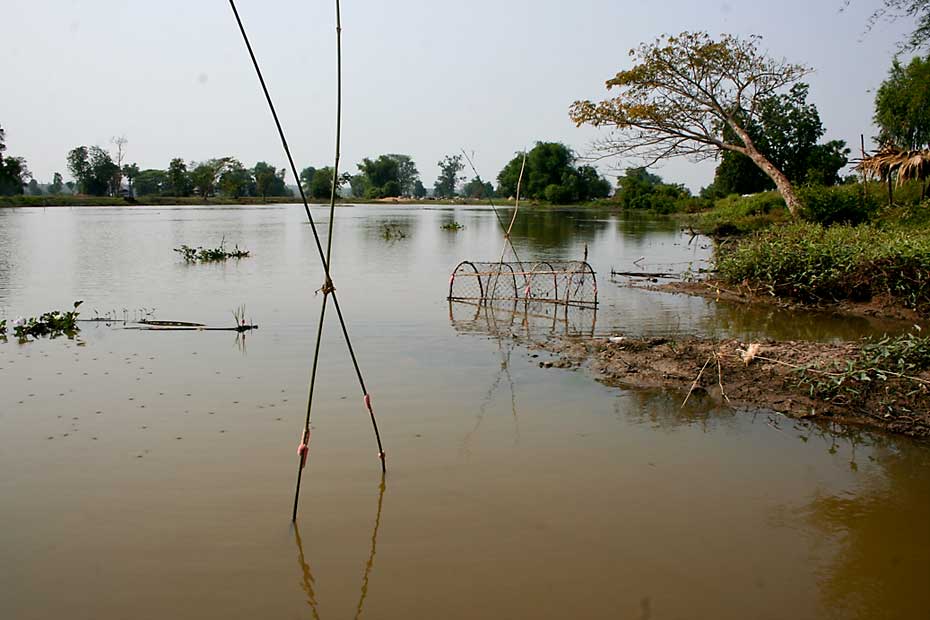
447, 260, 598, 308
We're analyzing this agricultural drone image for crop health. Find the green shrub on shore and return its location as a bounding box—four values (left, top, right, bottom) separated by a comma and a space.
717, 222, 930, 310
699, 191, 790, 235
798, 184, 878, 225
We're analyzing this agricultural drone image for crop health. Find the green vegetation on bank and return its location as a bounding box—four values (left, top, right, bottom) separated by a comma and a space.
797, 328, 930, 411
716, 220, 930, 310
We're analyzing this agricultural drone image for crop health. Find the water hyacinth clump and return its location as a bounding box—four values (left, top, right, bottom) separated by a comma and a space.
10, 301, 82, 341
174, 239, 250, 263
0, 318, 6, 336
441, 222, 465, 231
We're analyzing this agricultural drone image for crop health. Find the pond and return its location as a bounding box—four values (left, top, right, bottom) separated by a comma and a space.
0, 204, 927, 619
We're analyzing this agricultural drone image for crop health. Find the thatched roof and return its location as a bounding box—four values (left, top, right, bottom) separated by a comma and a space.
856, 146, 930, 185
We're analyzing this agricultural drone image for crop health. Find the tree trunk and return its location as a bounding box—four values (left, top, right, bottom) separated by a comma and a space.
744, 148, 802, 218
727, 122, 801, 218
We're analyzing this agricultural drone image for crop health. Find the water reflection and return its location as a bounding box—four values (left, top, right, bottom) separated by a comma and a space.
448, 300, 597, 339
293, 475, 387, 620
504, 208, 610, 252
294, 523, 322, 620
462, 334, 520, 455
805, 442, 930, 619
697, 295, 917, 342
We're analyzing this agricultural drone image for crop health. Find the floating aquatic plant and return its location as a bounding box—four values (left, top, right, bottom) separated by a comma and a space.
380, 223, 407, 241
11, 301, 82, 341
175, 238, 250, 262
441, 222, 465, 231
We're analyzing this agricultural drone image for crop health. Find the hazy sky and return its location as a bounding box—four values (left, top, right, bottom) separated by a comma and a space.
1, 0, 919, 191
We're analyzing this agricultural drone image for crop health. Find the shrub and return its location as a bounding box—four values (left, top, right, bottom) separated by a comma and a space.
699, 191, 789, 236
544, 183, 574, 204
799, 184, 877, 225
717, 222, 930, 309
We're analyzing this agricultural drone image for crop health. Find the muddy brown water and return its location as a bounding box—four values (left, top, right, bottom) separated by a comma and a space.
0, 205, 927, 619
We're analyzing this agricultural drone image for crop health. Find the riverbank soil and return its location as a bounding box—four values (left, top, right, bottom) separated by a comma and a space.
656, 279, 926, 323
534, 336, 930, 438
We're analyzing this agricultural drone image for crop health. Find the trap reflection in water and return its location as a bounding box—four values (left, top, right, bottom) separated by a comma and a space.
448, 299, 597, 340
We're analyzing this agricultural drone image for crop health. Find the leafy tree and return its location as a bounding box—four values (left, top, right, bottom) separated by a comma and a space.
167, 158, 191, 196
253, 161, 289, 198
49, 172, 63, 194
0, 157, 29, 195
0, 124, 31, 195
576, 165, 613, 200
463, 177, 495, 199
191, 159, 228, 199
711, 84, 850, 195
357, 155, 402, 198
299, 166, 317, 195
854, 0, 930, 51
874, 55, 930, 150
413, 179, 427, 198
65, 181, 75, 193
615, 167, 690, 213
134, 169, 168, 196
349, 173, 370, 198
121, 163, 140, 197
497, 143, 612, 203
308, 167, 350, 199
386, 154, 420, 195
27, 179, 43, 196
499, 142, 572, 199
68, 146, 118, 195
219, 159, 254, 198
570, 32, 813, 217
434, 154, 465, 198
67, 146, 91, 193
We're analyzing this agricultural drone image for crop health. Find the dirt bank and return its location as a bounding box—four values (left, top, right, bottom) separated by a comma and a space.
654, 279, 926, 323
531, 335, 930, 439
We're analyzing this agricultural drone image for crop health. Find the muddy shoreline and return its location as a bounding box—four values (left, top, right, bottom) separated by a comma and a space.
530, 333, 930, 439
653, 279, 927, 324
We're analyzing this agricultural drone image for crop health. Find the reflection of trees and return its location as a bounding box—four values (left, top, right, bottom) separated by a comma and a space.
504, 209, 608, 251
608, 385, 741, 432
806, 442, 930, 620
615, 211, 680, 238
698, 301, 899, 342
0, 213, 13, 305
362, 217, 416, 243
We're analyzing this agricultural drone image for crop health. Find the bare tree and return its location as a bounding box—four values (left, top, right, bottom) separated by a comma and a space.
570, 32, 812, 217
111, 136, 127, 195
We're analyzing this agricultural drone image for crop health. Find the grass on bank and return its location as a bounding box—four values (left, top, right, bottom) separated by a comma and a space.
716, 220, 930, 310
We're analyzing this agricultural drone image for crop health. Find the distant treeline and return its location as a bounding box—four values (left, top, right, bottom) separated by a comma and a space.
0, 135, 615, 204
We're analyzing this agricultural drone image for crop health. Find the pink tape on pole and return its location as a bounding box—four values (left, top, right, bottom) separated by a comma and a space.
297, 429, 311, 468
364, 393, 372, 411
449, 275, 455, 285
